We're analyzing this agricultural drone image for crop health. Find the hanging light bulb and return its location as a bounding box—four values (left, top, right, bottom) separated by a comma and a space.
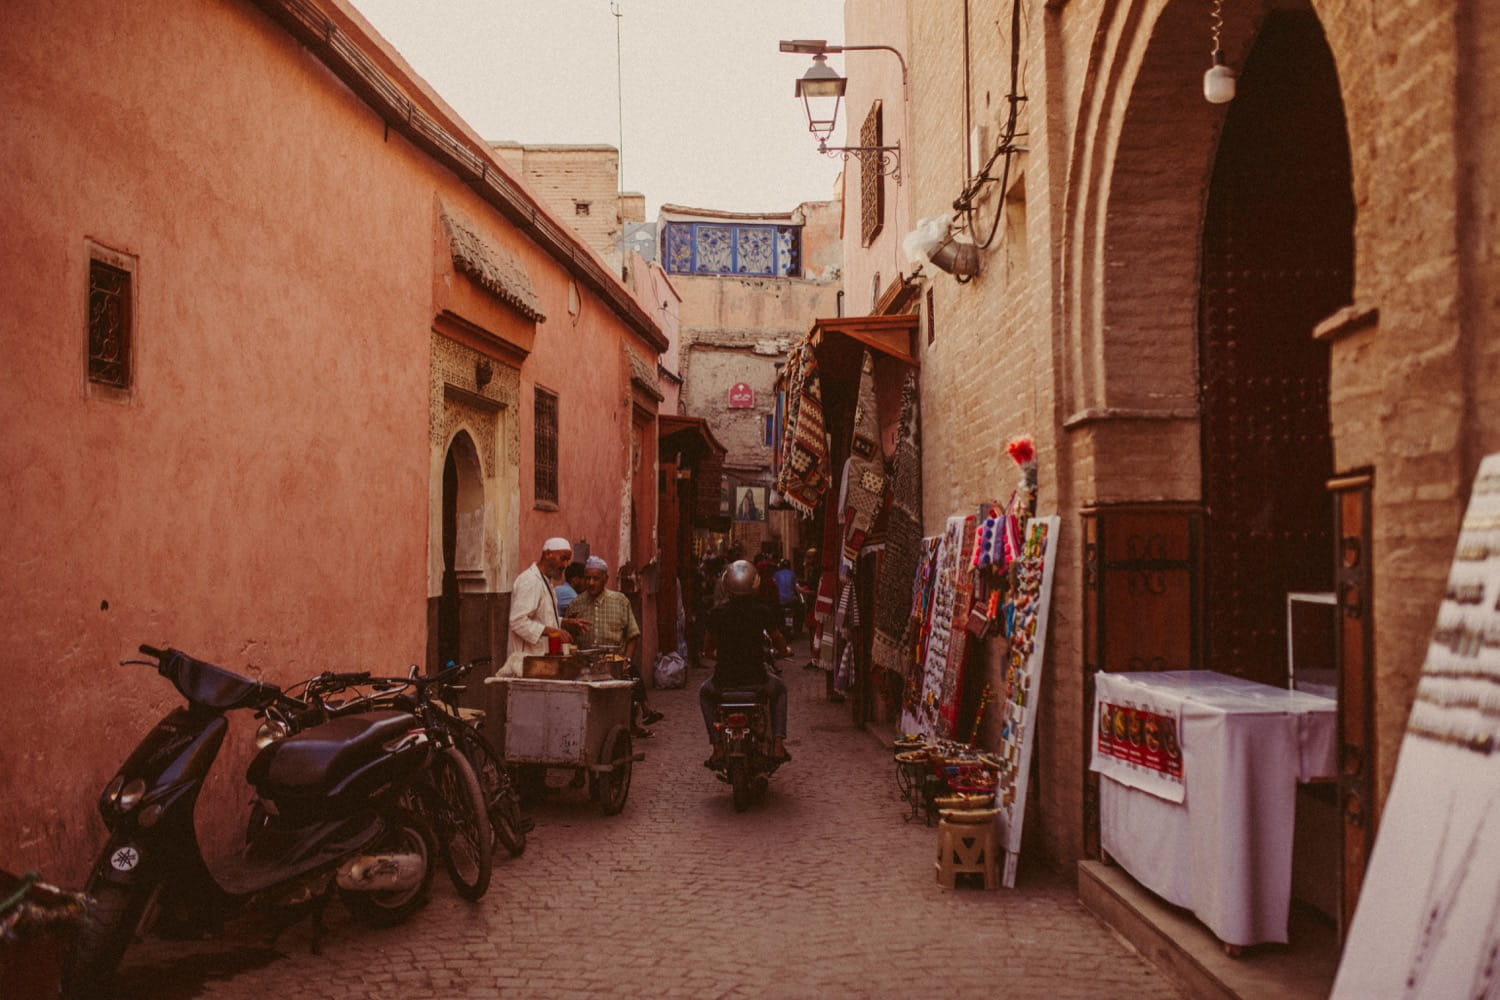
1203, 0, 1236, 104
1204, 50, 1236, 104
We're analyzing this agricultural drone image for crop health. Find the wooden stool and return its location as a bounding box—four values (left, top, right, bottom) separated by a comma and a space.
934, 808, 1000, 889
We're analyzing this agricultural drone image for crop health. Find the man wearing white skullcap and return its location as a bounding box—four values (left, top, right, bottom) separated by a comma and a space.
502, 536, 581, 675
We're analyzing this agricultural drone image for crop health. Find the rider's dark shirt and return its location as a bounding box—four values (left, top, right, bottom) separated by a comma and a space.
707, 596, 777, 688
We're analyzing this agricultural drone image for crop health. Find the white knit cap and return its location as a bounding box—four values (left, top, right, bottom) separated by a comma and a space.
585, 556, 608, 572
542, 536, 572, 553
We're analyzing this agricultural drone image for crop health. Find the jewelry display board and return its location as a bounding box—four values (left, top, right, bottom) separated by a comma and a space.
1333, 453, 1500, 998
995, 515, 1060, 887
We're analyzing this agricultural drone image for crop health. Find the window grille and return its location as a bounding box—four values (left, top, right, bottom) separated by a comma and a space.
534, 388, 559, 506
860, 102, 885, 246
88, 258, 132, 389
663, 222, 802, 277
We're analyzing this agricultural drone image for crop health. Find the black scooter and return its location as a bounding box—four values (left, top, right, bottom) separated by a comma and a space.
707, 687, 785, 812
66, 645, 437, 997
706, 633, 786, 812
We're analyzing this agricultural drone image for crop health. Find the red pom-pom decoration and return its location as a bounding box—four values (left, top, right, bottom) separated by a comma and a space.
1006, 435, 1036, 466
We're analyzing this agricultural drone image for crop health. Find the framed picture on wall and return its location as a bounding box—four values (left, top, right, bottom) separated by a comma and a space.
735, 485, 766, 522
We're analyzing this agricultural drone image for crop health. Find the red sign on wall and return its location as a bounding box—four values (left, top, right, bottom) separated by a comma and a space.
728, 382, 754, 408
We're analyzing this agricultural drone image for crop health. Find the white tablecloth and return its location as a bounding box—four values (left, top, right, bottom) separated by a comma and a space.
1093, 670, 1336, 947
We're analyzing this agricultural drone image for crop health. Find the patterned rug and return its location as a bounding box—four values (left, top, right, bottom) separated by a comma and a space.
775, 344, 830, 517
871, 372, 922, 675
905, 516, 968, 737
937, 515, 978, 736
840, 350, 886, 566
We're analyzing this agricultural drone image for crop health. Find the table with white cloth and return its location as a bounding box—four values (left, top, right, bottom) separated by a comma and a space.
1091, 670, 1337, 948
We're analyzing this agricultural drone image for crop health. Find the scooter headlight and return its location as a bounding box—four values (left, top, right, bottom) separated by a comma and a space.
255, 718, 291, 749
116, 778, 147, 812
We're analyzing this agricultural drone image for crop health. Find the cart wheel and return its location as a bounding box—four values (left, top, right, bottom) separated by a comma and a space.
597, 724, 633, 815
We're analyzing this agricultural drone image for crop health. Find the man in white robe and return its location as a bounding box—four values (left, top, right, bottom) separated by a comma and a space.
501, 536, 577, 675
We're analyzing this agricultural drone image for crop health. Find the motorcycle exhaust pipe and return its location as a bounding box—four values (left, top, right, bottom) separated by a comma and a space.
335, 852, 426, 893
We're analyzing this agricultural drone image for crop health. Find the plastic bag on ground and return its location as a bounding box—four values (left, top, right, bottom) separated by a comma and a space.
654, 651, 686, 689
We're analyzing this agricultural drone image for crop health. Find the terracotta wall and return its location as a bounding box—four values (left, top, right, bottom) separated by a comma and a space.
0, 0, 659, 882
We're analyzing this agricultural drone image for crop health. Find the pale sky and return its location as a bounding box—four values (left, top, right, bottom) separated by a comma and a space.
348, 1, 849, 220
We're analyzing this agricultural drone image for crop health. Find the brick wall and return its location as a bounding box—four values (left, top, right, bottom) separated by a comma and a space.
490, 142, 629, 268
851, 0, 1500, 872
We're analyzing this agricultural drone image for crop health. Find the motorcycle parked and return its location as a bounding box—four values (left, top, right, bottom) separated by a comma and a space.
267, 662, 505, 899
66, 645, 438, 997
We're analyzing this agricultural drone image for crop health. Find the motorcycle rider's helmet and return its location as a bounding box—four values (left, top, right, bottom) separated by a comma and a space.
723, 559, 759, 597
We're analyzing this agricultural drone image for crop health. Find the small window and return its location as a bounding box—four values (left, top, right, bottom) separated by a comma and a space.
926, 287, 936, 346
575, 201, 591, 216
860, 102, 885, 246
534, 388, 559, 507
87, 246, 136, 393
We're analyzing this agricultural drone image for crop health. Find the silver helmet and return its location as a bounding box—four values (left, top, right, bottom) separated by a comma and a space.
723, 559, 759, 597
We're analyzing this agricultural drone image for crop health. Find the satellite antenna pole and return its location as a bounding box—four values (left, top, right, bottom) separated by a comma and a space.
612, 2, 625, 278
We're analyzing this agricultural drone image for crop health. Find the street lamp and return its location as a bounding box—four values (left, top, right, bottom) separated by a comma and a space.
781, 39, 904, 182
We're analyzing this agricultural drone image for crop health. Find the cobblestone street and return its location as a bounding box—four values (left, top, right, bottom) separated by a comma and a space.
112, 644, 1184, 999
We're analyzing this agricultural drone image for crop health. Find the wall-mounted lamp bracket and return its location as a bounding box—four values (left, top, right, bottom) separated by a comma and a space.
816, 138, 901, 183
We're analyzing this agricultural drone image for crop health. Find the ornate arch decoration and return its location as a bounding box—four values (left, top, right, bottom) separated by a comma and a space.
1060, 0, 1262, 428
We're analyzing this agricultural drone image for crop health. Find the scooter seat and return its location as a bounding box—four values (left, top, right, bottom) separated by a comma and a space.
248, 709, 416, 797
718, 688, 769, 703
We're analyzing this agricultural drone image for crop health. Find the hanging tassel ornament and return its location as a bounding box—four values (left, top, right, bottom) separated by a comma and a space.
969, 684, 993, 745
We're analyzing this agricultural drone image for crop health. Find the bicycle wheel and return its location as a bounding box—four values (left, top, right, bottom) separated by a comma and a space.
433, 745, 492, 900
456, 722, 528, 857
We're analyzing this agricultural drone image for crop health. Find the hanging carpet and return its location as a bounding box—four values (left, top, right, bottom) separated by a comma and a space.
774, 343, 830, 517
871, 371, 922, 676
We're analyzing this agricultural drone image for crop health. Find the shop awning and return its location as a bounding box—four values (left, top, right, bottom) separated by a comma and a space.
659, 415, 727, 463
807, 314, 920, 369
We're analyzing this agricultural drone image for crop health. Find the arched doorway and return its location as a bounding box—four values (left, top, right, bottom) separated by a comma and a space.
439, 431, 485, 666
1198, 9, 1354, 687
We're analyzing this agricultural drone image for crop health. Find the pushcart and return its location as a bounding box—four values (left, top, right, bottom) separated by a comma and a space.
483, 659, 642, 814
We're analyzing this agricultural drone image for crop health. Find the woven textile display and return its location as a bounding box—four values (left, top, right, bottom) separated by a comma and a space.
840, 350, 886, 565
902, 516, 968, 737
937, 515, 979, 736
774, 343, 830, 517
832, 575, 863, 692
900, 535, 941, 707
871, 372, 923, 675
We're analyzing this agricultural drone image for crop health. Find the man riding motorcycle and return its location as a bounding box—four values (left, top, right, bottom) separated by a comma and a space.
699, 559, 791, 766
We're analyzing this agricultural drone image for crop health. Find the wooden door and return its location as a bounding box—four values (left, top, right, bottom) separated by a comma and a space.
1198, 10, 1352, 687
1081, 504, 1204, 856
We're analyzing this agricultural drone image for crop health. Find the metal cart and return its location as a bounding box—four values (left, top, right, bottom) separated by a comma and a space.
482, 669, 642, 815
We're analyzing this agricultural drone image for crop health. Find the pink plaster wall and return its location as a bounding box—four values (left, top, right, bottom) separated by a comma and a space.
0, 0, 659, 882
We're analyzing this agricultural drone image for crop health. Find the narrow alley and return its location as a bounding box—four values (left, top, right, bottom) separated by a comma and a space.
109, 642, 1184, 999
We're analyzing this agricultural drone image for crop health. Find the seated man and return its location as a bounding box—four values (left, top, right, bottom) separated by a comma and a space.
567, 556, 663, 736
700, 559, 790, 766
